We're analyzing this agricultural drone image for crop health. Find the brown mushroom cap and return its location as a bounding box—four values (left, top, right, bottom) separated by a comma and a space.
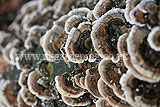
147, 26, 160, 51
20, 86, 37, 106
80, 76, 86, 89
42, 25, 66, 62
9, 47, 18, 65
74, 73, 86, 89
18, 70, 31, 87
17, 92, 31, 107
98, 59, 127, 98
61, 95, 91, 106
125, 0, 141, 24
55, 72, 86, 98
91, 8, 128, 62
117, 32, 157, 82
93, 0, 126, 19
65, 22, 96, 63
20, 0, 38, 15
130, 6, 145, 26
65, 15, 90, 34
120, 73, 160, 107
27, 70, 52, 100
85, 74, 103, 98
2, 39, 20, 65
127, 26, 160, 81
96, 99, 112, 107
24, 25, 46, 49
97, 78, 129, 107
0, 80, 18, 107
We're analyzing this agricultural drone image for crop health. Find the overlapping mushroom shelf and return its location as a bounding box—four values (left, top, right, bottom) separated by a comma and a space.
0, 0, 159, 107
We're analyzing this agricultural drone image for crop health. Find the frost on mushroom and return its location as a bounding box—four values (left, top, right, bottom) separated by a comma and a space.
93, 0, 126, 19
127, 26, 160, 82
91, 8, 130, 62
120, 73, 160, 107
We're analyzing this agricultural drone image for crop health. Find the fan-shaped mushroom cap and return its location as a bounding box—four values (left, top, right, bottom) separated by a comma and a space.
9, 47, 18, 65
147, 26, 160, 51
96, 99, 111, 107
120, 73, 160, 107
55, 72, 86, 98
138, 0, 158, 13
67, 8, 90, 18
117, 33, 129, 65
127, 26, 160, 81
65, 22, 96, 63
54, 7, 90, 26
130, 6, 146, 26
125, 0, 141, 24
80, 76, 86, 89
74, 73, 86, 89
97, 78, 129, 107
2, 39, 20, 65
98, 59, 127, 98
20, 0, 38, 15
93, 0, 126, 19
18, 70, 31, 87
42, 25, 66, 62
91, 8, 129, 62
61, 95, 91, 106
15, 49, 33, 71
17, 92, 31, 107
27, 70, 52, 100
85, 74, 103, 98
22, 6, 55, 31
0, 80, 18, 107
41, 8, 91, 62
24, 25, 46, 49
117, 33, 157, 83
65, 15, 90, 34
20, 86, 37, 106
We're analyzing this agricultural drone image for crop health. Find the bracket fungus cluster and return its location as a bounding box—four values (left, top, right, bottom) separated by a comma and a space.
0, 0, 160, 107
